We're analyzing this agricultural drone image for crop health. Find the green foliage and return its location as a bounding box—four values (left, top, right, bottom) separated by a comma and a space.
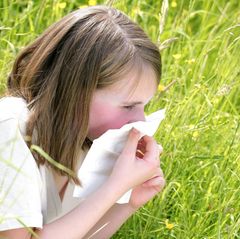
0, 0, 239, 238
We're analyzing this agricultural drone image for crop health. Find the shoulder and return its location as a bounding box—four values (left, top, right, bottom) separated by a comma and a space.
0, 97, 30, 159
0, 96, 29, 136
0, 98, 44, 231
0, 96, 29, 122
0, 97, 31, 159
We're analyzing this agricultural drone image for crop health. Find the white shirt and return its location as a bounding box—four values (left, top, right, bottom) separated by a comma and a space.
0, 97, 85, 231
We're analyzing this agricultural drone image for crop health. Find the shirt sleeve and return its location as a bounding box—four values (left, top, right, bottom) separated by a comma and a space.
0, 118, 43, 231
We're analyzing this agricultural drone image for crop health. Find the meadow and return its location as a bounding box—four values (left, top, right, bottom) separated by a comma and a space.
0, 0, 239, 238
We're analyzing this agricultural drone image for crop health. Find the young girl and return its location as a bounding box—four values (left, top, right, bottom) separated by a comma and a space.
0, 5, 165, 239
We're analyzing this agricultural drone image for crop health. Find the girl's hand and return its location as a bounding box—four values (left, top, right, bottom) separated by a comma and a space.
109, 128, 162, 196
129, 167, 165, 210
129, 140, 165, 210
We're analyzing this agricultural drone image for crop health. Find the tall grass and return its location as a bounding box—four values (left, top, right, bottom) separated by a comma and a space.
0, 0, 239, 238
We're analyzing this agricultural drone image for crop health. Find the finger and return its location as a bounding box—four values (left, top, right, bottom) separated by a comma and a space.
142, 135, 158, 162
142, 175, 165, 189
148, 167, 163, 178
121, 128, 141, 158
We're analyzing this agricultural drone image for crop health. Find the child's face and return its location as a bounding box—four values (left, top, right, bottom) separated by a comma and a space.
87, 66, 158, 140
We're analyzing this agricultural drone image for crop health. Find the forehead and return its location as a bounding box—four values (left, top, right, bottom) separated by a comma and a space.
102, 65, 158, 101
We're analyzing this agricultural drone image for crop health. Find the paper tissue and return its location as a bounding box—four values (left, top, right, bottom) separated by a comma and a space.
73, 109, 165, 204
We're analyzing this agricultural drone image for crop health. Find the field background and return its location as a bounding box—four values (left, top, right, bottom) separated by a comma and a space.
0, 0, 239, 238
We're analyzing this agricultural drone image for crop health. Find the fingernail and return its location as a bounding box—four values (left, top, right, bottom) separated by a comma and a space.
132, 127, 139, 134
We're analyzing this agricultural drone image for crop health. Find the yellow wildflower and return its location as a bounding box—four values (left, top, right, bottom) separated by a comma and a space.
172, 53, 182, 60
189, 124, 195, 130
185, 58, 196, 64
171, 1, 177, 8
192, 131, 199, 139
212, 98, 220, 104
194, 84, 201, 89
165, 219, 174, 230
58, 2, 66, 9
79, 5, 88, 9
88, 0, 97, 6
158, 84, 165, 92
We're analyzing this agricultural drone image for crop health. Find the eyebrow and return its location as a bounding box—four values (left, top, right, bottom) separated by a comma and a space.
122, 101, 143, 105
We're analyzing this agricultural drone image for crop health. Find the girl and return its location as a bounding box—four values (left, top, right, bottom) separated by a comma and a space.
0, 5, 165, 239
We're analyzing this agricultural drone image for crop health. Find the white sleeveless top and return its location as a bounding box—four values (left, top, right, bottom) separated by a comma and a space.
0, 97, 85, 231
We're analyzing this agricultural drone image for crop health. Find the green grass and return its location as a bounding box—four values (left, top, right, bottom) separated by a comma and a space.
0, 0, 239, 238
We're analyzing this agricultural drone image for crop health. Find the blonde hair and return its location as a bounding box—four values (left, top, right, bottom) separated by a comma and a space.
7, 5, 161, 185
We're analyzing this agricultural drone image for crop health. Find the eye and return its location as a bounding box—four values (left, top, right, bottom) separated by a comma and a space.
123, 105, 135, 110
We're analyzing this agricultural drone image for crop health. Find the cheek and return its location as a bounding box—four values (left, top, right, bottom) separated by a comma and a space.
88, 104, 129, 140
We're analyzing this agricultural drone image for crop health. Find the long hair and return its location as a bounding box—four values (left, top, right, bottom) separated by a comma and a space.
7, 6, 161, 185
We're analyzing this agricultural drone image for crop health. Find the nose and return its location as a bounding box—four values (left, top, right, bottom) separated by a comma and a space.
128, 110, 146, 123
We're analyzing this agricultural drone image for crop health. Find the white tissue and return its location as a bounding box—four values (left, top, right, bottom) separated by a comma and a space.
73, 109, 165, 204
